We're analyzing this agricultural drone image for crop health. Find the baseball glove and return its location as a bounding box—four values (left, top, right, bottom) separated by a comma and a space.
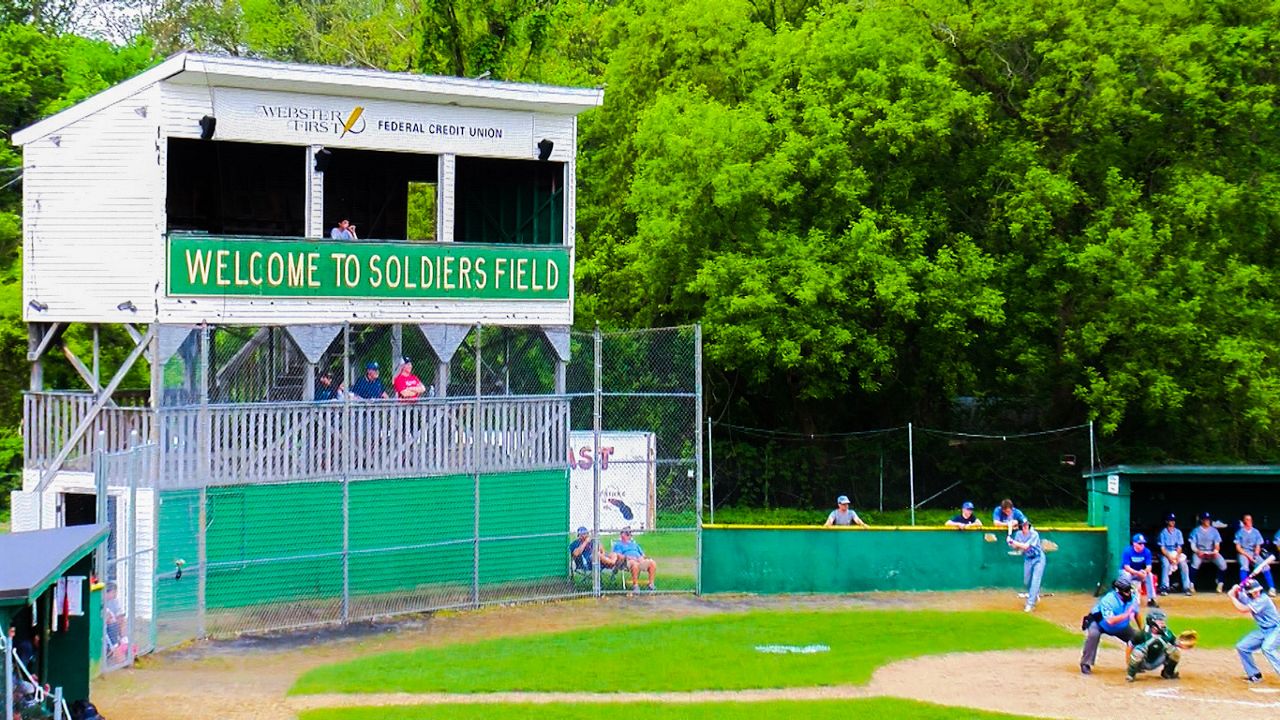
1177, 629, 1198, 649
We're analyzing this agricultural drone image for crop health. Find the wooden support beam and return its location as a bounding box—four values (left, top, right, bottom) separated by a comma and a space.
122, 323, 153, 363
27, 322, 62, 362
36, 326, 156, 492
59, 343, 117, 406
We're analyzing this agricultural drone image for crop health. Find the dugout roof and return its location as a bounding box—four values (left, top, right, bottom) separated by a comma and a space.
0, 524, 109, 606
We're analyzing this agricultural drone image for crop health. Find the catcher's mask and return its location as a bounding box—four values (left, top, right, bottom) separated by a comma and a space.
1145, 608, 1167, 629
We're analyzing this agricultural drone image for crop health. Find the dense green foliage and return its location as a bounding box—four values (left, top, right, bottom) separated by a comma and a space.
291, 608, 1078, 693
4, 0, 1280, 511
299, 698, 1046, 720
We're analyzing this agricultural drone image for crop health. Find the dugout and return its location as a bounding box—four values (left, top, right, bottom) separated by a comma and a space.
1, 524, 110, 716
1085, 465, 1280, 585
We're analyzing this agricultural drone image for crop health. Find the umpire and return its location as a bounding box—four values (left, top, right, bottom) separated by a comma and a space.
1080, 578, 1140, 675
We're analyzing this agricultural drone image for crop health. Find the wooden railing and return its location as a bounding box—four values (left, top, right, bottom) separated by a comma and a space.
26, 392, 569, 483
157, 396, 569, 486
23, 392, 154, 472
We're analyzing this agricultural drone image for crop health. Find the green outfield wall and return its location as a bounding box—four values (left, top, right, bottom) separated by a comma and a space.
156, 470, 567, 612
701, 525, 1108, 593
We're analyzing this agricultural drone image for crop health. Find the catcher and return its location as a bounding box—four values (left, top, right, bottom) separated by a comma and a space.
1126, 608, 1198, 682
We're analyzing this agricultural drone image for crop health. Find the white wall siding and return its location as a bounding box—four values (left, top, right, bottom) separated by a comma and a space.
531, 114, 575, 163
23, 85, 161, 323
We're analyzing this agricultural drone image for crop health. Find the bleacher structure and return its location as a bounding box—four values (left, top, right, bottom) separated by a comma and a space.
9, 54, 703, 668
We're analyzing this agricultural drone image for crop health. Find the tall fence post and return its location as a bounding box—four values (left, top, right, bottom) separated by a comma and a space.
908, 422, 915, 526
694, 324, 704, 595
591, 324, 602, 597
707, 416, 714, 525
126, 431, 139, 665
1088, 419, 1096, 476
341, 322, 351, 624
472, 323, 482, 608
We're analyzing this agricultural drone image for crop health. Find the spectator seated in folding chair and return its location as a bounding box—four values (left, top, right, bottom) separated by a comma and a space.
568, 527, 628, 588
103, 583, 128, 662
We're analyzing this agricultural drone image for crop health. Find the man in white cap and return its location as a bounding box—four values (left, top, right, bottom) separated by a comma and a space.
824, 495, 867, 527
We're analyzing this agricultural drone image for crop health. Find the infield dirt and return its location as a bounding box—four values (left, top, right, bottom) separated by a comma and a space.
93, 590, 1280, 719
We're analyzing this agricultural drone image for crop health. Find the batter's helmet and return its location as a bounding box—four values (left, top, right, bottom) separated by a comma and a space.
1243, 578, 1264, 596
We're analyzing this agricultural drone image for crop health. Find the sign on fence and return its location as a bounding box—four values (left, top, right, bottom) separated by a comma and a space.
569, 431, 656, 532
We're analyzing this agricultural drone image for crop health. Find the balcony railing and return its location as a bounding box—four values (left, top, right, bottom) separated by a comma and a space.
25, 392, 569, 485
24, 392, 154, 472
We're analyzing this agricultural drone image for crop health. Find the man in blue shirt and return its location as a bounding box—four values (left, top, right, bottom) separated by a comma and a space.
946, 501, 982, 528
1009, 518, 1045, 613
612, 527, 657, 592
350, 361, 388, 399
1235, 514, 1276, 596
1229, 578, 1280, 683
1121, 533, 1158, 608
993, 498, 1027, 531
1080, 578, 1139, 675
569, 527, 622, 571
1157, 513, 1192, 597
1189, 512, 1227, 593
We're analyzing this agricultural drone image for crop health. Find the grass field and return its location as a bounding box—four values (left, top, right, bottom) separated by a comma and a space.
292, 609, 1079, 695
298, 698, 1046, 720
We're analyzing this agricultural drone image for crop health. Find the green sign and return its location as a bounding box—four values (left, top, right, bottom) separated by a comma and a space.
166, 235, 570, 301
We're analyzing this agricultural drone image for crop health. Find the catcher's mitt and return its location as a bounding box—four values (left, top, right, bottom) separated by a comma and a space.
1177, 629, 1198, 649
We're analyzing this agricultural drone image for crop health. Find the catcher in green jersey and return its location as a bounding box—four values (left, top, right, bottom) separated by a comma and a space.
1126, 608, 1198, 682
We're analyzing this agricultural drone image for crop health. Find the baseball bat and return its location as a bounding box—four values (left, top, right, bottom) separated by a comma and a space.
1249, 553, 1275, 578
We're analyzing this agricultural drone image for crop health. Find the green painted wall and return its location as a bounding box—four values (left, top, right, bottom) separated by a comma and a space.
701, 526, 1108, 594
156, 470, 568, 612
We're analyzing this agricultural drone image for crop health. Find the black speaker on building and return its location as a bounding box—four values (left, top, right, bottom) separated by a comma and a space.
314, 148, 332, 173
198, 115, 216, 140
537, 138, 554, 161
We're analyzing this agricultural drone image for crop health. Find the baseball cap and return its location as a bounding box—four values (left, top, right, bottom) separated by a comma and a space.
620, 526, 633, 535
1199, 511, 1212, 520
400, 355, 412, 364
576, 526, 588, 535
365, 361, 379, 370
1165, 513, 1176, 522
1132, 533, 1147, 544
837, 495, 850, 504
962, 501, 974, 510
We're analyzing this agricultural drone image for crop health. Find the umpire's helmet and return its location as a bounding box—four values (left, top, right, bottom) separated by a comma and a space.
1113, 578, 1134, 599
1243, 578, 1264, 597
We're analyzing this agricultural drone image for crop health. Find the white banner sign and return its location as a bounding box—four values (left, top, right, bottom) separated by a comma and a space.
211, 87, 534, 156
569, 431, 656, 532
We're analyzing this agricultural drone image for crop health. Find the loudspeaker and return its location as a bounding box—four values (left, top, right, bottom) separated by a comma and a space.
198, 115, 216, 140
314, 148, 332, 173
537, 138, 554, 161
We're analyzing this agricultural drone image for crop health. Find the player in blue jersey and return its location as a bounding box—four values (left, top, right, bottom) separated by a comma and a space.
1009, 517, 1045, 613
1080, 578, 1139, 675
1157, 513, 1191, 596
1121, 533, 1158, 607
1235, 514, 1276, 596
1189, 512, 1227, 593
1229, 577, 1280, 683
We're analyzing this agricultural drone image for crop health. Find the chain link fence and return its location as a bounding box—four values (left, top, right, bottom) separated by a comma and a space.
710, 420, 1094, 523
72, 323, 700, 667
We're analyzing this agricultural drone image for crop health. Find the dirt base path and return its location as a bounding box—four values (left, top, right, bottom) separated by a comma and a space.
94, 591, 1280, 720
